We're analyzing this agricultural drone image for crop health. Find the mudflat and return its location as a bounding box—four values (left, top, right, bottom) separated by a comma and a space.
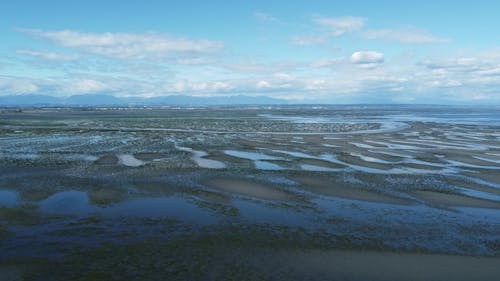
1, 106, 500, 280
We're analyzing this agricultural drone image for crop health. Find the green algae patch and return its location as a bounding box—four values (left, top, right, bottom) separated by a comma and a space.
88, 188, 126, 206
0, 206, 43, 225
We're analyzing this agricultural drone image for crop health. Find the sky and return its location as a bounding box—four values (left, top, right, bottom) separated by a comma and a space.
1, 0, 500, 104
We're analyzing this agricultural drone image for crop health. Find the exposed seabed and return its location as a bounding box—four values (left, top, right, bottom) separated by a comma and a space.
1, 106, 500, 280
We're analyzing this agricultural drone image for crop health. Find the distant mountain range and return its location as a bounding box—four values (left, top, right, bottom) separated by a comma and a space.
0, 94, 288, 106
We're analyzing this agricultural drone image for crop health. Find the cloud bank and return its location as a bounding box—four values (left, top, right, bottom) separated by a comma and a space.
3, 13, 499, 105
18, 28, 224, 59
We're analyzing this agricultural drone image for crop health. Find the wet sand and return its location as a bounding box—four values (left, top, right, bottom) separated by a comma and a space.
276, 249, 500, 281
2, 107, 500, 280
204, 178, 292, 201
0, 265, 22, 281
413, 190, 500, 209
291, 175, 413, 205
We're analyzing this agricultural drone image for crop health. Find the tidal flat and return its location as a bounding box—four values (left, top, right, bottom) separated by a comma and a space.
1, 105, 500, 280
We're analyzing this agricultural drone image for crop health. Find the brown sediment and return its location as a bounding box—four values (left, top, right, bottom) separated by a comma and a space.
404, 163, 443, 171
133, 181, 182, 196
445, 153, 500, 167
208, 152, 250, 165
20, 189, 54, 202
412, 152, 448, 164
235, 139, 291, 150
203, 178, 293, 201
336, 153, 394, 170
291, 175, 413, 205
134, 153, 171, 161
276, 249, 500, 281
359, 150, 406, 162
88, 188, 126, 206
297, 158, 345, 169
0, 265, 23, 281
462, 170, 500, 186
446, 178, 500, 196
94, 155, 118, 165
412, 190, 500, 209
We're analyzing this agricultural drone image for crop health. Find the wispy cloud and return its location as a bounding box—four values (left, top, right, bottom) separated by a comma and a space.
420, 57, 483, 72
253, 11, 295, 26
17, 28, 224, 59
0, 76, 40, 94
313, 16, 365, 37
310, 57, 343, 68
222, 60, 302, 74
254, 11, 278, 22
4, 48, 500, 103
290, 35, 327, 45
169, 80, 234, 94
16, 49, 79, 60
6, 17, 499, 104
66, 79, 111, 94
291, 17, 448, 46
363, 27, 449, 44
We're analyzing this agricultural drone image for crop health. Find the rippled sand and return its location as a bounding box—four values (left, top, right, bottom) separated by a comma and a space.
1, 106, 500, 280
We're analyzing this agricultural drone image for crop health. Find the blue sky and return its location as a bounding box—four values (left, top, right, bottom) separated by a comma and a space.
1, 0, 500, 104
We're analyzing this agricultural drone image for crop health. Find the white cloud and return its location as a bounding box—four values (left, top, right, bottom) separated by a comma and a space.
0, 76, 39, 94
420, 57, 483, 72
313, 16, 365, 37
16, 49, 79, 60
310, 57, 343, 68
256, 80, 271, 89
478, 68, 500, 76
363, 27, 449, 44
175, 57, 215, 65
304, 79, 326, 91
169, 80, 234, 93
273, 73, 293, 80
18, 28, 224, 59
350, 51, 384, 68
428, 80, 463, 88
413, 52, 500, 99
66, 79, 110, 94
4, 53, 500, 103
223, 61, 301, 73
7, 23, 500, 104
